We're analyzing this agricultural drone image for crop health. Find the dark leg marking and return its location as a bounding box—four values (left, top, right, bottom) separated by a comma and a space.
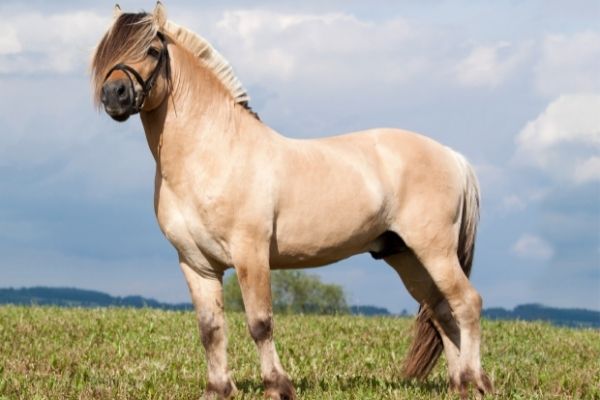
249, 317, 273, 343
459, 369, 493, 399
199, 314, 220, 347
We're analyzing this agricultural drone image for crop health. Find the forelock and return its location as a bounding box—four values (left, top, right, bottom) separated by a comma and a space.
91, 12, 158, 105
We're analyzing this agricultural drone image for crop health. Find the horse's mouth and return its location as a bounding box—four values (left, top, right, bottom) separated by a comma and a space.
106, 111, 129, 122
104, 106, 135, 122
108, 111, 131, 122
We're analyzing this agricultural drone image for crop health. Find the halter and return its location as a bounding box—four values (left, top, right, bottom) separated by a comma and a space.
103, 32, 169, 112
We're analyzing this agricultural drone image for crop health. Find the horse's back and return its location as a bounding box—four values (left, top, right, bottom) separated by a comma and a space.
310, 127, 464, 205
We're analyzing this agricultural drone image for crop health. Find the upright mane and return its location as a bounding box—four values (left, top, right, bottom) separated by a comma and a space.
92, 12, 256, 117
164, 20, 250, 106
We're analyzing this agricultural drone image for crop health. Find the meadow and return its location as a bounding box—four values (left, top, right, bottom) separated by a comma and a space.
0, 306, 598, 399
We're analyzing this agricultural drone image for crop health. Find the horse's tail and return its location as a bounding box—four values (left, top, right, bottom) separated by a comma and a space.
403, 151, 480, 380
457, 154, 480, 277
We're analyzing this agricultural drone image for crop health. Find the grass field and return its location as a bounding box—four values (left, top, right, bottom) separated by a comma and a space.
0, 306, 598, 399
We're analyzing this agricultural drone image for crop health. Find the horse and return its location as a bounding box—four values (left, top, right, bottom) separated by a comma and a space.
91, 3, 492, 399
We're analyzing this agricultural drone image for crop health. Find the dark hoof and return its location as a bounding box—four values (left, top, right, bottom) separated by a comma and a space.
479, 372, 493, 394
264, 374, 296, 400
204, 379, 237, 399
458, 370, 493, 399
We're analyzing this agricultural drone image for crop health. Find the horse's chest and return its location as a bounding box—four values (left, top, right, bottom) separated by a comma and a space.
154, 180, 232, 266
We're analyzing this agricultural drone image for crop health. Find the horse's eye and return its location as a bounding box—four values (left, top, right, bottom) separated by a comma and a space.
148, 47, 160, 58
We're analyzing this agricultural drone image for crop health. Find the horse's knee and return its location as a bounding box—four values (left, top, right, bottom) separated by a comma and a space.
456, 288, 482, 322
199, 312, 223, 348
471, 290, 483, 312
248, 314, 273, 343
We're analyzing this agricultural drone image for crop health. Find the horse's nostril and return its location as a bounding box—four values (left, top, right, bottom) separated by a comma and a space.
116, 83, 126, 98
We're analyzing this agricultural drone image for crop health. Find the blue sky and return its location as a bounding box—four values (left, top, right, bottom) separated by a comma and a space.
1, 1, 598, 313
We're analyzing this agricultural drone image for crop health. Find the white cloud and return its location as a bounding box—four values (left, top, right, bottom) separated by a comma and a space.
0, 11, 109, 74
573, 156, 600, 184
454, 41, 531, 88
535, 31, 600, 97
0, 25, 21, 55
207, 10, 431, 87
515, 93, 600, 184
511, 234, 555, 261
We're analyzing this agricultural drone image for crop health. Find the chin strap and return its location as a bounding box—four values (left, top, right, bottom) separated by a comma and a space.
104, 32, 168, 112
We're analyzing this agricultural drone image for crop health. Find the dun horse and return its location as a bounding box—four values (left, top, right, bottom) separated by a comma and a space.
92, 3, 492, 399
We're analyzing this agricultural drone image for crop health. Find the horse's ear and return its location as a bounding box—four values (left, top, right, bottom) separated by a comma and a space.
153, 1, 167, 29
113, 4, 122, 20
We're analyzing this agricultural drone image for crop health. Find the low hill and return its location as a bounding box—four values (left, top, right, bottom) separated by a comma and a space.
483, 303, 600, 328
0, 286, 192, 311
350, 305, 392, 316
1, 287, 598, 327
0, 286, 391, 315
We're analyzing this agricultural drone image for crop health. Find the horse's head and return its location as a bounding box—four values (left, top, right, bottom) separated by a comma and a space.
91, 2, 171, 122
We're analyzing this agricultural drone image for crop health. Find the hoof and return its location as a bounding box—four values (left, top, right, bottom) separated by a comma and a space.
204, 378, 238, 399
457, 369, 493, 399
264, 374, 296, 400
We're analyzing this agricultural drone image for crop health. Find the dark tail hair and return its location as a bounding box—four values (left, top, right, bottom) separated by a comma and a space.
403, 154, 480, 379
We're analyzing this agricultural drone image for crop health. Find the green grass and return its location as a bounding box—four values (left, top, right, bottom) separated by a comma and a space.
0, 306, 598, 399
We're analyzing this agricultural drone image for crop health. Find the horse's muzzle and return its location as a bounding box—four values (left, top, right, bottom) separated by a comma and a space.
101, 79, 138, 122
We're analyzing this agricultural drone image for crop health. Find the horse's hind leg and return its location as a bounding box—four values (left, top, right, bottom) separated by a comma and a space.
404, 236, 492, 398
385, 252, 462, 387
179, 257, 237, 399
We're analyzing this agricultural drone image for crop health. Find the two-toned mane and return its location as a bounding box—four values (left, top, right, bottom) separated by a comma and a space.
91, 3, 492, 399
92, 6, 258, 120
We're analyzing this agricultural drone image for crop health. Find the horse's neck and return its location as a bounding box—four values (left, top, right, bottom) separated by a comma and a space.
140, 44, 271, 180
141, 46, 235, 163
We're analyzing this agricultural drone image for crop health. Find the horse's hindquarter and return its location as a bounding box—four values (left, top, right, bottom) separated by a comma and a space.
270, 128, 464, 268
374, 129, 465, 251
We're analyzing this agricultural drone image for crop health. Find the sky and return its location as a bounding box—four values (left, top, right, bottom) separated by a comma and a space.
0, 1, 599, 313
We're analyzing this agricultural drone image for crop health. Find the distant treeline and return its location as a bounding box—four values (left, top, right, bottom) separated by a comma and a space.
0, 287, 192, 311
350, 305, 392, 316
483, 304, 600, 328
0, 287, 391, 316
1, 287, 599, 327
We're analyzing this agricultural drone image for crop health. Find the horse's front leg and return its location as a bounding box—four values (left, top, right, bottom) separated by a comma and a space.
179, 256, 237, 400
233, 242, 296, 400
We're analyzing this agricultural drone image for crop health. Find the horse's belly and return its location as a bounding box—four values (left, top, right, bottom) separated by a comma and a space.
270, 241, 370, 269
270, 221, 381, 268
271, 197, 386, 268
271, 153, 390, 267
